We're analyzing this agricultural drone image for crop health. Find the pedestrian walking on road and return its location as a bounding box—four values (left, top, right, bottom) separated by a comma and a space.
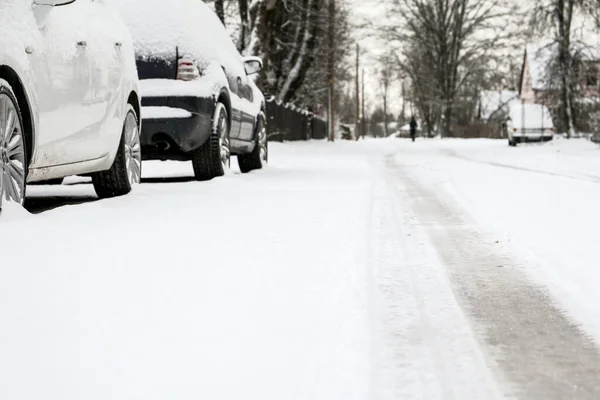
409, 116, 418, 142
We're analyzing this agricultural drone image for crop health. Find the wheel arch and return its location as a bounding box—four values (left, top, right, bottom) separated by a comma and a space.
0, 65, 34, 165
217, 88, 232, 129
127, 90, 141, 131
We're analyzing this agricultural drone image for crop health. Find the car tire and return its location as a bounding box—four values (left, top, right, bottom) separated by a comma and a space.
238, 112, 268, 173
0, 81, 27, 212
92, 105, 141, 199
192, 102, 230, 181
508, 138, 517, 147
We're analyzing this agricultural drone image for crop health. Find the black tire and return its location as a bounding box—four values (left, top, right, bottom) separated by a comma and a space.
192, 102, 230, 181
0, 80, 28, 212
508, 138, 516, 147
92, 105, 141, 199
238, 112, 268, 173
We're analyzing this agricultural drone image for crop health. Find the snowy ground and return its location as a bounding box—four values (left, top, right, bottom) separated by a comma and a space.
2, 138, 600, 399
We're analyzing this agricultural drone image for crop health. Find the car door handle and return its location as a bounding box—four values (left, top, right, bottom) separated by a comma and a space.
76, 41, 87, 48
115, 42, 122, 48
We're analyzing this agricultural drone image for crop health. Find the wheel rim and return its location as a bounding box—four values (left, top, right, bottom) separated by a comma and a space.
0, 93, 25, 206
218, 110, 230, 170
258, 119, 268, 163
123, 111, 141, 186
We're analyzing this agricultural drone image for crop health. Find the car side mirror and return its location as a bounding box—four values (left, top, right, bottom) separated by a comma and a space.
33, 0, 76, 27
243, 57, 263, 76
34, 0, 76, 5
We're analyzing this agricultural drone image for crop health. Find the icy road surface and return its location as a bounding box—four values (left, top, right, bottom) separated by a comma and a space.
2, 138, 600, 399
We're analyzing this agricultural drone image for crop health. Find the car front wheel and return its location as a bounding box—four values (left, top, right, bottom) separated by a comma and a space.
238, 112, 268, 173
92, 105, 141, 198
0, 82, 27, 211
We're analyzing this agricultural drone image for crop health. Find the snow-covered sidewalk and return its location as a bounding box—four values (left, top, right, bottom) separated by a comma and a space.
0, 143, 373, 400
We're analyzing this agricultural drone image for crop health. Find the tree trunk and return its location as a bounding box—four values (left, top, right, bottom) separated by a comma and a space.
277, 0, 314, 103
557, 0, 576, 138
238, 0, 249, 52
355, 44, 360, 141
328, 0, 336, 141
215, 0, 225, 25
383, 89, 388, 137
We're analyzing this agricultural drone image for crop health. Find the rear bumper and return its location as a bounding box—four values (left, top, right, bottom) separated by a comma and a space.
141, 95, 216, 159
512, 135, 554, 143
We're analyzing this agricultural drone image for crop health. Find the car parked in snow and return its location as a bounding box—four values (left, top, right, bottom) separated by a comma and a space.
0, 0, 142, 211
504, 103, 555, 146
116, 0, 268, 180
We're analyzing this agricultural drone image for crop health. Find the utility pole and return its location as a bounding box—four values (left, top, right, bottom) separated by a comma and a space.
328, 0, 336, 142
361, 68, 366, 138
355, 43, 360, 141
401, 79, 406, 123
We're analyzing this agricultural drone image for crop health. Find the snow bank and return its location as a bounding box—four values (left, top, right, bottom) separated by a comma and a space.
0, 201, 32, 222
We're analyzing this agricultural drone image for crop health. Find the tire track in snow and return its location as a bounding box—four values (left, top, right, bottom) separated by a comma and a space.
388, 154, 600, 399
367, 155, 505, 400
442, 149, 600, 184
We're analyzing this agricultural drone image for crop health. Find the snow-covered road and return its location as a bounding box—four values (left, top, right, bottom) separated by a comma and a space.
2, 138, 600, 399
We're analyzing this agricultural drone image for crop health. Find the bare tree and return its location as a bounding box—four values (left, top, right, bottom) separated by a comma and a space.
214, 0, 225, 24
390, 0, 518, 137
237, 0, 249, 51
206, 0, 354, 114
530, 0, 600, 137
377, 53, 394, 137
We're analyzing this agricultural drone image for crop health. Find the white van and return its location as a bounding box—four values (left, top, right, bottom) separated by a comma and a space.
504, 103, 555, 146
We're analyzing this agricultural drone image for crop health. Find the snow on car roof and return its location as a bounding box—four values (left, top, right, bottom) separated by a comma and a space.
115, 0, 245, 77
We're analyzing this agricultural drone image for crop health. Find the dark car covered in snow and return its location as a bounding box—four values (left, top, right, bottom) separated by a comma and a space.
116, 0, 268, 180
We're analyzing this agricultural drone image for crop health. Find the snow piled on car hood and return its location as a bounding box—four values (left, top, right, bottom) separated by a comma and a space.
115, 0, 246, 78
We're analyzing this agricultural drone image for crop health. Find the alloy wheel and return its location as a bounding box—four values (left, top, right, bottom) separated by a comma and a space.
0, 93, 25, 207
123, 111, 142, 186
258, 119, 268, 163
218, 111, 230, 170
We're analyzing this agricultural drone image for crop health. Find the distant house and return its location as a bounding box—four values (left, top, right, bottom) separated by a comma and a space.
519, 42, 600, 104
477, 90, 519, 122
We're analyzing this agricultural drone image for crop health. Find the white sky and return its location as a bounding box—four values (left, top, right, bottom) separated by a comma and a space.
349, 0, 407, 117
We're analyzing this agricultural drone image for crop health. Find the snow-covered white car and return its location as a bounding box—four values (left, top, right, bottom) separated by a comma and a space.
505, 103, 555, 146
0, 0, 142, 211
116, 0, 268, 180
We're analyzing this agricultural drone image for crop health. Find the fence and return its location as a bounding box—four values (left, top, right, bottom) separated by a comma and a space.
265, 98, 328, 141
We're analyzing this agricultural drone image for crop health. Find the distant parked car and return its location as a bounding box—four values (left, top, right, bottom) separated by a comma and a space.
0, 0, 142, 211
116, 0, 268, 180
504, 103, 555, 146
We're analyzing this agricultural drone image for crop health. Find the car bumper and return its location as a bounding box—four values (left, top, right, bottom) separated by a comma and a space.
140, 95, 216, 159
512, 134, 554, 142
